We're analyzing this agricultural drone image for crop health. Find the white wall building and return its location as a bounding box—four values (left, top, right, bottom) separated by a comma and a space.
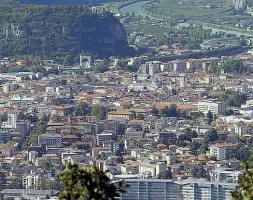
2, 82, 18, 94
210, 168, 242, 183
2, 112, 17, 129
198, 100, 225, 115
122, 179, 237, 200
139, 162, 166, 177
22, 173, 41, 189
210, 143, 238, 160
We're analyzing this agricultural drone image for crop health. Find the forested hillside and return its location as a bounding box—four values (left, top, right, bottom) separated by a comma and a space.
18, 0, 110, 6
0, 0, 120, 6
0, 4, 134, 63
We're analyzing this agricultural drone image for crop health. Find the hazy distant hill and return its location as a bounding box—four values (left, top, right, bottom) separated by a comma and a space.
0, 4, 135, 62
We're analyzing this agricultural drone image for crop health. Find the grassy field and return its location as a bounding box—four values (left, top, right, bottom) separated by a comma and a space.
124, 23, 170, 37
143, 0, 230, 19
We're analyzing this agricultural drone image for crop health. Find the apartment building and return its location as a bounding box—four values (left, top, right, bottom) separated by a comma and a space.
198, 100, 225, 115
210, 143, 238, 160
210, 168, 242, 183
159, 131, 177, 144
96, 132, 113, 147
125, 131, 144, 140
139, 162, 166, 177
38, 134, 62, 146
0, 131, 11, 143
2, 112, 17, 129
121, 179, 238, 200
22, 173, 41, 189
2, 82, 18, 94
107, 110, 135, 121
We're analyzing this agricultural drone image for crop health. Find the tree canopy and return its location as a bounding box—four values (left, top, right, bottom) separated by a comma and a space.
60, 163, 126, 200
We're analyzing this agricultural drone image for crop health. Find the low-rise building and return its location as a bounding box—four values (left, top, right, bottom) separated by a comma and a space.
38, 134, 62, 146
107, 110, 135, 121
198, 99, 225, 115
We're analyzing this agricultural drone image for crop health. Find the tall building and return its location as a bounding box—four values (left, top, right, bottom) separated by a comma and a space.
2, 112, 17, 129
121, 179, 238, 200
198, 100, 225, 115
22, 173, 41, 189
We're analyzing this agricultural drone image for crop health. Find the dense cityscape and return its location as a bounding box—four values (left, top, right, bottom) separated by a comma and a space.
1, 0, 253, 199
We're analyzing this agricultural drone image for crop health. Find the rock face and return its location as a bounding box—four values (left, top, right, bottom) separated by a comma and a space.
0, 4, 135, 59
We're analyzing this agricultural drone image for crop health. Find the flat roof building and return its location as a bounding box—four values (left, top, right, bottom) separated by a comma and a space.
121, 179, 238, 200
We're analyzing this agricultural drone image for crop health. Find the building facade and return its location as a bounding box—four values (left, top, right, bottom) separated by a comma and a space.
198, 100, 225, 115
209, 143, 238, 160
38, 134, 62, 146
121, 179, 238, 200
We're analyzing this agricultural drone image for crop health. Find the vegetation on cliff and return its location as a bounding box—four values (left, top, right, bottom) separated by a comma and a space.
0, 4, 135, 63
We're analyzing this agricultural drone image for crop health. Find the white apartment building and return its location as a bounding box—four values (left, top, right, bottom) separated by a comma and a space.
234, 123, 252, 136
22, 173, 41, 189
2, 112, 17, 129
210, 168, 242, 183
139, 162, 166, 177
121, 179, 238, 200
198, 100, 225, 115
234, 83, 248, 93
210, 143, 238, 160
2, 82, 18, 94
28, 151, 39, 163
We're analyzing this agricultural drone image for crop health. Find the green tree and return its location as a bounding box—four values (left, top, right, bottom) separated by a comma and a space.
160, 104, 178, 117
231, 159, 253, 199
169, 104, 178, 117
91, 105, 106, 121
199, 142, 209, 154
151, 105, 159, 116
31, 66, 46, 73
204, 129, 218, 143
160, 106, 169, 117
157, 168, 172, 179
74, 101, 90, 116
136, 113, 145, 120
190, 165, 206, 178
0, 172, 7, 191
8, 177, 23, 189
22, 116, 48, 149
59, 163, 126, 200
94, 61, 108, 73
207, 110, 213, 125
38, 178, 62, 191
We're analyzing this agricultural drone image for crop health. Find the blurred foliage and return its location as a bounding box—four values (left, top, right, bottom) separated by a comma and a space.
60, 163, 127, 200
232, 158, 253, 199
